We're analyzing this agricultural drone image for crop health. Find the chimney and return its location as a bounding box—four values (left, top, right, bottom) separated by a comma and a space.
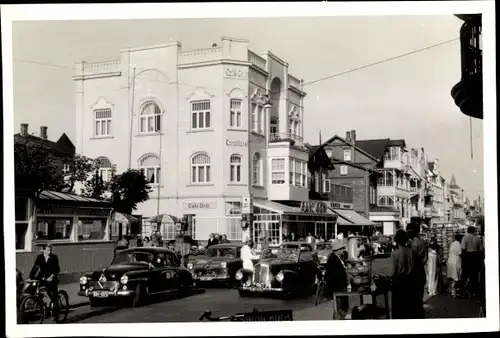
40, 126, 48, 140
20, 123, 28, 136
346, 131, 351, 143
350, 130, 356, 145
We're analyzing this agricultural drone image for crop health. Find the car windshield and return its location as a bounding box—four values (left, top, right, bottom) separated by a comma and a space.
206, 247, 237, 258
261, 248, 300, 262
316, 243, 333, 251
112, 251, 152, 265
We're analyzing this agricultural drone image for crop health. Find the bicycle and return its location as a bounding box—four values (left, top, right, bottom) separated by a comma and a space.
314, 266, 327, 306
19, 279, 69, 324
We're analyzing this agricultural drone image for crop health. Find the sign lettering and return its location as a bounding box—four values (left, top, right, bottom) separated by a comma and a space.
226, 139, 248, 147
183, 202, 217, 210
241, 196, 252, 214
239, 310, 293, 321
224, 68, 248, 79
300, 201, 327, 214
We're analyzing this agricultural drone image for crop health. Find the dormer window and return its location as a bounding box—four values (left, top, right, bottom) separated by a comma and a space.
343, 149, 352, 161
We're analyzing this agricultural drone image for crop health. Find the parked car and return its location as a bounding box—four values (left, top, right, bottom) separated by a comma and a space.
78, 247, 194, 307
313, 242, 334, 266
370, 235, 395, 257
236, 247, 320, 299
187, 243, 257, 287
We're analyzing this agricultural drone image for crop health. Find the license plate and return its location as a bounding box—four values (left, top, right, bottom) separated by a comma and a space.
200, 276, 214, 281
92, 291, 109, 298
251, 286, 263, 292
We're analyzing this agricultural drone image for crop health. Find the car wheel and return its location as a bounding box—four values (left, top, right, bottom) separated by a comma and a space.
132, 284, 143, 308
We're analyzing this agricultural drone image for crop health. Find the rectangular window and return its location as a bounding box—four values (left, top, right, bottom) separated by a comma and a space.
78, 218, 106, 241
258, 106, 264, 133
344, 149, 352, 161
302, 162, 307, 187
94, 109, 112, 137
340, 165, 348, 176
271, 158, 285, 184
191, 101, 211, 130
230, 99, 242, 128
289, 158, 294, 185
323, 177, 331, 193
294, 160, 301, 186
35, 218, 73, 241
251, 103, 257, 132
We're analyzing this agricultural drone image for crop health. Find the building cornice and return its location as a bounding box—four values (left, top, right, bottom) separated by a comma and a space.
289, 85, 307, 97
178, 59, 251, 69
72, 71, 122, 81
249, 64, 269, 77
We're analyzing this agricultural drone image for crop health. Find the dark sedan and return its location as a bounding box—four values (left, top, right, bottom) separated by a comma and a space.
187, 243, 257, 288
78, 247, 194, 307
236, 247, 320, 299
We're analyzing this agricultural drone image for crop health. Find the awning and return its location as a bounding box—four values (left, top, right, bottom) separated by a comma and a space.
37, 190, 111, 204
330, 209, 377, 226
253, 199, 302, 214
147, 213, 181, 224
113, 212, 138, 224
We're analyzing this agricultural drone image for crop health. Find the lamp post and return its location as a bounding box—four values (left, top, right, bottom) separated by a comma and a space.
260, 95, 273, 250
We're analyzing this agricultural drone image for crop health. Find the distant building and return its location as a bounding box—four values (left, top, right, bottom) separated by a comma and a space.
451, 14, 483, 119
448, 174, 466, 223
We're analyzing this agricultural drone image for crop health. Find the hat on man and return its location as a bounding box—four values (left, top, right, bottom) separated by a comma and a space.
331, 240, 347, 252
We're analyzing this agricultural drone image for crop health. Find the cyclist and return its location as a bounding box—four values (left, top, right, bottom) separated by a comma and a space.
29, 244, 60, 315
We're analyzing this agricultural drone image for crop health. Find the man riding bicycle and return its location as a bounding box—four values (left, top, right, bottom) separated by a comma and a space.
29, 244, 60, 314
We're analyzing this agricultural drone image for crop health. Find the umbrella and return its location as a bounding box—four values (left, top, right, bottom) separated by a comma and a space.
147, 213, 181, 224
113, 212, 138, 224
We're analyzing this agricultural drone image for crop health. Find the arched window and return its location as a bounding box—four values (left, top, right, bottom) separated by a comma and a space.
139, 154, 160, 184
230, 154, 242, 183
252, 153, 261, 185
191, 153, 211, 183
97, 157, 113, 182
140, 101, 162, 133
94, 108, 112, 137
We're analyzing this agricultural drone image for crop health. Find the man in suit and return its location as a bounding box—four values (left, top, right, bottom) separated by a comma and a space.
29, 244, 60, 314
324, 240, 349, 319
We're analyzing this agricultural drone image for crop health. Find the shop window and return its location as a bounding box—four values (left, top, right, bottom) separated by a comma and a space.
191, 152, 211, 184
228, 217, 243, 241
78, 218, 106, 241
254, 221, 280, 246
229, 99, 242, 128
191, 100, 211, 130
271, 158, 285, 184
36, 218, 73, 241
140, 100, 162, 133
229, 154, 242, 183
314, 223, 326, 240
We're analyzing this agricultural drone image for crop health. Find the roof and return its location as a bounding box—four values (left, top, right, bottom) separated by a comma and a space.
355, 139, 390, 160
14, 133, 75, 157
38, 190, 112, 204
387, 139, 406, 148
253, 199, 303, 214
330, 209, 376, 226
305, 144, 334, 171
449, 174, 461, 189
427, 162, 435, 172
321, 135, 378, 161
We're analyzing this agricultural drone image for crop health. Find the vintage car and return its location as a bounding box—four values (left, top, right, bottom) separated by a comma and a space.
370, 235, 395, 257
187, 243, 257, 287
280, 241, 320, 264
236, 247, 320, 299
313, 242, 334, 266
78, 247, 194, 307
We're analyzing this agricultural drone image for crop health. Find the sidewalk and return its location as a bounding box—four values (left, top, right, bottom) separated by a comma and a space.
293, 290, 477, 321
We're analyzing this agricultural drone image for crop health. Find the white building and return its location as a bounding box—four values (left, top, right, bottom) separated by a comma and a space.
73, 36, 336, 244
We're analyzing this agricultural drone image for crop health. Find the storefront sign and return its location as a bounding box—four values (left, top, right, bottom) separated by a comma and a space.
224, 68, 248, 79
241, 196, 253, 214
301, 201, 327, 214
176, 223, 182, 231
226, 139, 248, 147
240, 309, 293, 321
183, 202, 217, 210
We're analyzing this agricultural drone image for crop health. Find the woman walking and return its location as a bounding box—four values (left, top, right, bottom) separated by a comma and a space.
391, 229, 426, 319
447, 234, 462, 297
427, 240, 441, 297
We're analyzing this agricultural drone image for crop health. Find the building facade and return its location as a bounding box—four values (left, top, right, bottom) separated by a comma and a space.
73, 36, 338, 244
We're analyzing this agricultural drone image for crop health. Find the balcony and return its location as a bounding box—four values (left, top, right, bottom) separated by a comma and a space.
451, 17, 483, 119
383, 159, 405, 171
269, 133, 305, 148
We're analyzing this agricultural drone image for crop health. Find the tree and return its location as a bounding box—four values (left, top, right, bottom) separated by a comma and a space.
109, 169, 151, 214
62, 154, 100, 193
14, 139, 64, 197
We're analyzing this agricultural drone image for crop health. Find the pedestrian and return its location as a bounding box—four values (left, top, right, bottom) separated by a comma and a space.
407, 222, 428, 292
220, 234, 230, 244
426, 240, 441, 297
306, 233, 315, 244
337, 232, 344, 240
289, 232, 296, 242
324, 240, 349, 320
207, 233, 219, 248
391, 229, 426, 319
143, 236, 152, 247
240, 239, 259, 286
136, 235, 144, 247
180, 235, 191, 268
447, 233, 463, 297
347, 231, 353, 237
461, 226, 483, 296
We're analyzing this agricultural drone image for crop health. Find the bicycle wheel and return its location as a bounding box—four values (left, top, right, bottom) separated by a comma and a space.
315, 281, 325, 306
19, 295, 45, 324
53, 290, 69, 323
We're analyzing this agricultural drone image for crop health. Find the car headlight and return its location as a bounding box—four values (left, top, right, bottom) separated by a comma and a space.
221, 262, 227, 268
79, 276, 88, 285
120, 275, 128, 285
235, 270, 243, 280
276, 271, 284, 282
187, 263, 193, 270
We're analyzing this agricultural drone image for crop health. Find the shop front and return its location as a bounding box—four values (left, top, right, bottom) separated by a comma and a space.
369, 206, 400, 236
330, 208, 377, 237
16, 190, 114, 283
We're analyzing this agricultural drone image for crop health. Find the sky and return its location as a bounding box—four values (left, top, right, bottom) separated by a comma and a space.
11, 16, 484, 200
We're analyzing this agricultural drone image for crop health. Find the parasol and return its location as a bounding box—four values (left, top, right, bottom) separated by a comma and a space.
112, 212, 138, 224
147, 213, 181, 224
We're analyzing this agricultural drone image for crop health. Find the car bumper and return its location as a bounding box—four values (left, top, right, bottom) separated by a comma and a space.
78, 289, 135, 298
238, 285, 285, 295
192, 275, 231, 283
